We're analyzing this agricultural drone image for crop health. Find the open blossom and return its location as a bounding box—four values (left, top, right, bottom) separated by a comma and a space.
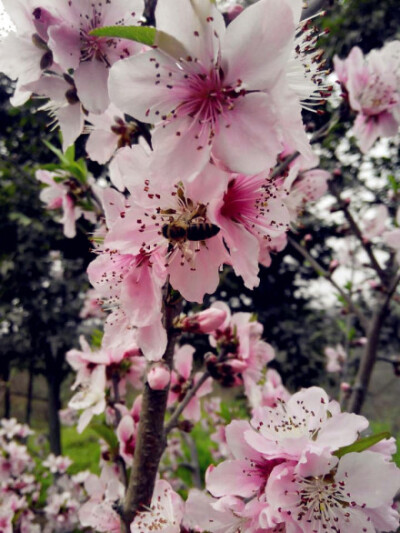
27, 73, 85, 151
98, 147, 230, 303
247, 387, 369, 462
36, 169, 96, 238
0, 0, 61, 106
325, 344, 347, 373
42, 454, 72, 474
208, 302, 275, 392
43, 0, 144, 114
361, 204, 389, 240
130, 480, 184, 533
211, 172, 291, 288
247, 368, 291, 410
109, 0, 321, 179
85, 103, 139, 164
78, 465, 124, 533
266, 451, 400, 532
67, 333, 145, 431
334, 41, 400, 152
202, 387, 400, 533
383, 207, 400, 263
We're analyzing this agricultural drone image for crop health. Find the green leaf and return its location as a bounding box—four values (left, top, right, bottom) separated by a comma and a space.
90, 25, 156, 45
90, 26, 188, 58
334, 432, 391, 459
43, 140, 69, 166
64, 144, 76, 164
388, 174, 399, 194
91, 423, 119, 452
91, 329, 104, 348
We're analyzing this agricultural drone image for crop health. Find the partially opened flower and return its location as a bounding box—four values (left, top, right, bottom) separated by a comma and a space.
168, 345, 212, 421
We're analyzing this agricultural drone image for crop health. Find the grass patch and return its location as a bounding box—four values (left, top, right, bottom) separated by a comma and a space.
62, 426, 101, 475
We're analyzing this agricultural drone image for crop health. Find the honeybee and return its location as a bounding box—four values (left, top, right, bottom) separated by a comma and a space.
162, 219, 220, 243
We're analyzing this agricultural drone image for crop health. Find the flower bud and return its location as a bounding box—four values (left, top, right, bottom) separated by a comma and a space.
340, 382, 352, 392
182, 308, 228, 334
225, 5, 244, 21
147, 364, 171, 390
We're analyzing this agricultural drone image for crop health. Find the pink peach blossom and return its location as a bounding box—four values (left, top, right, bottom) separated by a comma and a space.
130, 480, 184, 533
334, 42, 400, 152
46, 0, 144, 114
109, 0, 320, 179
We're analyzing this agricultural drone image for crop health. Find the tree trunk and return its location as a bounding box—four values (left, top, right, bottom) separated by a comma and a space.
2, 358, 11, 419
25, 361, 34, 425
121, 292, 182, 531
47, 371, 62, 455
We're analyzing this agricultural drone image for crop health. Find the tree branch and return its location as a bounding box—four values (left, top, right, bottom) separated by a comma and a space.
121, 288, 182, 531
143, 0, 158, 26
288, 235, 369, 331
164, 370, 211, 436
348, 272, 400, 414
328, 183, 387, 286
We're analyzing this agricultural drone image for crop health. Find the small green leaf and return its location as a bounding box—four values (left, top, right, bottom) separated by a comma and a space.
43, 140, 69, 166
334, 432, 391, 459
90, 25, 156, 45
91, 423, 119, 452
388, 174, 399, 194
64, 144, 76, 163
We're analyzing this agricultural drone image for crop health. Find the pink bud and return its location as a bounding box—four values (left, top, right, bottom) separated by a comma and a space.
182, 308, 228, 334
329, 259, 340, 272
131, 395, 142, 422
225, 5, 244, 21
147, 364, 171, 390
340, 382, 352, 392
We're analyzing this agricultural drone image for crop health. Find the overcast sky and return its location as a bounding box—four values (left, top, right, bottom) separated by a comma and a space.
0, 1, 13, 37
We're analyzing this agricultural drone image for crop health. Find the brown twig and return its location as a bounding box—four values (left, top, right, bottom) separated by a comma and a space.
328, 182, 387, 286
288, 235, 369, 331
348, 272, 400, 414
120, 287, 182, 531
164, 370, 211, 436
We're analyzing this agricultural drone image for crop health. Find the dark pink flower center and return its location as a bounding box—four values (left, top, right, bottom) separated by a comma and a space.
171, 66, 244, 135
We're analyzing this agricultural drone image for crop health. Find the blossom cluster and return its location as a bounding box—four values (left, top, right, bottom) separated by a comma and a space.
1, 0, 400, 532
0, 418, 88, 533
184, 387, 400, 533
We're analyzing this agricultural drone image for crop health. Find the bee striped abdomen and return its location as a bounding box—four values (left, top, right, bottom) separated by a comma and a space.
161, 220, 220, 243
187, 221, 220, 241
